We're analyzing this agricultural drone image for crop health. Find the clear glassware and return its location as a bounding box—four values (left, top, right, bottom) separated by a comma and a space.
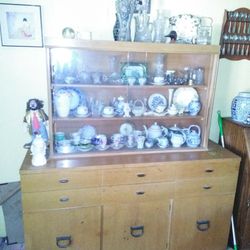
153, 10, 169, 43
134, 11, 153, 42
115, 0, 136, 41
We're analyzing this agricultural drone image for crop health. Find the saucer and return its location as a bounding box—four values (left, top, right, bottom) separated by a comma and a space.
78, 144, 94, 152
102, 113, 115, 118
95, 145, 109, 151
111, 143, 124, 150
74, 112, 90, 118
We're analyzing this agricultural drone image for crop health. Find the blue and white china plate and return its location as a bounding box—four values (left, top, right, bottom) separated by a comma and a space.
78, 125, 96, 140
148, 93, 168, 112
119, 123, 134, 136
173, 87, 199, 112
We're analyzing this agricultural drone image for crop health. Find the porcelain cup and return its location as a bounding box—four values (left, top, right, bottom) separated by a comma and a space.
127, 77, 136, 86
103, 106, 114, 116
76, 105, 88, 116
136, 135, 146, 149
111, 133, 122, 148
96, 134, 107, 149
71, 132, 81, 145
127, 134, 135, 147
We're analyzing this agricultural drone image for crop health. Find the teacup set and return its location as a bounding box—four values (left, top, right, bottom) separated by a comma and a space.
55, 122, 201, 154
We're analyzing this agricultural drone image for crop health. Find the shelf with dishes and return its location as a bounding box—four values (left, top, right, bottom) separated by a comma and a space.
53, 120, 205, 157
46, 39, 219, 158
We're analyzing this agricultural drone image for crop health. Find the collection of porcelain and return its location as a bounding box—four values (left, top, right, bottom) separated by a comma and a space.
55, 122, 202, 154
53, 87, 201, 119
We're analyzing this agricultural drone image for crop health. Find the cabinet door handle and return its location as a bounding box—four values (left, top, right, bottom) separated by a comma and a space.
59, 196, 69, 202
137, 173, 146, 178
136, 191, 145, 195
59, 179, 69, 184
56, 235, 72, 248
196, 220, 210, 231
203, 184, 212, 190
205, 169, 214, 173
130, 225, 144, 237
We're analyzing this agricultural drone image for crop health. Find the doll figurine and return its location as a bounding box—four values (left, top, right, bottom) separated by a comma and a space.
23, 99, 49, 148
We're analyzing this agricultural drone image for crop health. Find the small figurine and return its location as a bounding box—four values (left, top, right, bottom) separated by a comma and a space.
23, 98, 49, 148
123, 102, 131, 117
30, 133, 47, 166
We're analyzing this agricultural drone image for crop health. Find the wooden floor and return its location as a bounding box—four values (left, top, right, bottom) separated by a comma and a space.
0, 243, 24, 250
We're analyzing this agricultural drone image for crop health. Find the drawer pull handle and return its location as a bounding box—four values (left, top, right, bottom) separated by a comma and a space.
203, 185, 212, 190
59, 179, 69, 184
56, 235, 72, 248
136, 191, 145, 195
130, 225, 144, 238
59, 196, 69, 202
196, 220, 210, 231
137, 173, 146, 178
205, 169, 214, 173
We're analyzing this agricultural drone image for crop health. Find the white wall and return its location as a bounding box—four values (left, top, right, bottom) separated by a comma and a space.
0, 0, 249, 235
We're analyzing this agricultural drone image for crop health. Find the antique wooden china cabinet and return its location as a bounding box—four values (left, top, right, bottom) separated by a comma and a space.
20, 38, 240, 250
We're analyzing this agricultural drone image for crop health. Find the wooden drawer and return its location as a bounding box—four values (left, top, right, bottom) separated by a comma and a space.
102, 164, 174, 186
22, 188, 102, 211
175, 177, 237, 197
24, 206, 101, 250
175, 160, 238, 179
21, 169, 102, 192
102, 182, 174, 204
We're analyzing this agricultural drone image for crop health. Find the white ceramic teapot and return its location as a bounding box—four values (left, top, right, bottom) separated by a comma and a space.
144, 122, 168, 140
168, 124, 186, 148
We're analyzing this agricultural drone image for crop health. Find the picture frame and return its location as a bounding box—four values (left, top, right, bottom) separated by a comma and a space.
0, 3, 43, 47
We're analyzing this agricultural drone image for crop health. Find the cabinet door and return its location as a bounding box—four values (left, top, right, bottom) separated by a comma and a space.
170, 195, 234, 250
24, 206, 101, 250
103, 201, 173, 250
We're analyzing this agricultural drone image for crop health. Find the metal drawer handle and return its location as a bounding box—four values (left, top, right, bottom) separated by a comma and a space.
136, 191, 145, 195
59, 196, 69, 202
203, 185, 212, 190
205, 169, 214, 173
196, 220, 210, 231
59, 179, 69, 184
137, 173, 146, 177
130, 225, 144, 238
56, 235, 72, 248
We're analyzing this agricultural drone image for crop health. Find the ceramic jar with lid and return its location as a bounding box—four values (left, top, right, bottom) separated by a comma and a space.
231, 92, 250, 123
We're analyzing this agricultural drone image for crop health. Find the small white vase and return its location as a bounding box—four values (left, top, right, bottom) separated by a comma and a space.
55, 92, 71, 117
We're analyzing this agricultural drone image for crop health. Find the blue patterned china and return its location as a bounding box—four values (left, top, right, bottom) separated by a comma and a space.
185, 125, 201, 148
188, 96, 201, 116
78, 125, 96, 140
231, 92, 250, 124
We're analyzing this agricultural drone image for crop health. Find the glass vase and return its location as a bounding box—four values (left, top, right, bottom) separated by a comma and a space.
115, 0, 136, 41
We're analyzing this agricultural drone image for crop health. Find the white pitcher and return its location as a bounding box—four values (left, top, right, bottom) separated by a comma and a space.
55, 92, 71, 118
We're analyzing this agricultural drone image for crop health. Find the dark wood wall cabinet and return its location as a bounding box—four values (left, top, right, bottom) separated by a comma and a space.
220, 8, 250, 60
223, 117, 250, 249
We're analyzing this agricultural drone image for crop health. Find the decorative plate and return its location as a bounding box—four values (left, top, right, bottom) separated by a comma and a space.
172, 87, 199, 112
78, 125, 96, 140
119, 123, 134, 136
169, 14, 201, 44
148, 93, 168, 112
